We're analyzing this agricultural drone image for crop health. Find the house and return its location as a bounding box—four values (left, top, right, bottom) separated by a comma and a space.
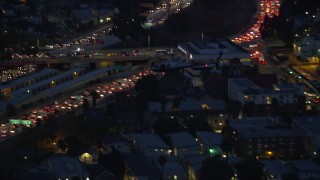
123, 153, 162, 180
101, 134, 132, 154
44, 154, 90, 180
78, 147, 99, 165
168, 131, 200, 158
132, 133, 171, 161
196, 131, 223, 156
162, 162, 187, 180
148, 97, 227, 133
186, 156, 210, 180
86, 163, 116, 180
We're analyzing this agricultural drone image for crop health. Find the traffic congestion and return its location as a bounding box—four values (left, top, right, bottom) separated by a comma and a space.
0, 69, 165, 140
231, 0, 280, 44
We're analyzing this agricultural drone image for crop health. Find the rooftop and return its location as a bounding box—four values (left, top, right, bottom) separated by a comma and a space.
169, 131, 199, 148
122, 153, 162, 178
132, 133, 169, 149
289, 160, 320, 172
196, 131, 223, 145
229, 117, 304, 138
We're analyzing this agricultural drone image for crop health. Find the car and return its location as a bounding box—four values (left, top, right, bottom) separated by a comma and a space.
121, 52, 130, 56
84, 54, 91, 58
132, 49, 143, 56
107, 52, 117, 56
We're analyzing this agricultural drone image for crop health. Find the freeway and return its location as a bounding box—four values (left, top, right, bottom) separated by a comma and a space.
1, 49, 164, 67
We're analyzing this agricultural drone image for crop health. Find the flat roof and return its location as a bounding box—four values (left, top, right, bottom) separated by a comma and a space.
178, 39, 249, 56
289, 160, 320, 172
169, 131, 199, 148
229, 118, 304, 138
261, 160, 293, 177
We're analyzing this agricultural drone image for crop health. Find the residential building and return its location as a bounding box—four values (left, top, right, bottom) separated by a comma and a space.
78, 147, 99, 165
132, 133, 171, 161
101, 134, 132, 154
292, 116, 320, 155
168, 131, 201, 158
228, 78, 305, 106
86, 164, 116, 180
122, 153, 162, 180
196, 131, 223, 156
163, 162, 187, 180
45, 154, 89, 180
289, 160, 320, 180
186, 156, 209, 180
228, 117, 308, 159
261, 160, 295, 180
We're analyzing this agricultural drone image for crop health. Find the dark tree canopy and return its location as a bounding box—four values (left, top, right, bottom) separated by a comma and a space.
235, 157, 265, 180
135, 74, 159, 101
185, 117, 211, 136
200, 157, 234, 180
153, 118, 183, 136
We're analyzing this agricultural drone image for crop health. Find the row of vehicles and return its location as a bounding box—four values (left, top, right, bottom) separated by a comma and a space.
0, 69, 164, 140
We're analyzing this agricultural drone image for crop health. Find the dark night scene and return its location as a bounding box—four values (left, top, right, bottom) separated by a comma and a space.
0, 0, 320, 179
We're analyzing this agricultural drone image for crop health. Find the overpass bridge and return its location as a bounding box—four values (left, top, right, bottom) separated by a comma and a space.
0, 55, 153, 67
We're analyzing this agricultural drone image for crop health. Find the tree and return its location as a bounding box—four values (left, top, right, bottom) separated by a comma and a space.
64, 135, 83, 156
235, 157, 265, 180
271, 98, 280, 116
281, 172, 299, 180
82, 98, 90, 117
200, 157, 234, 180
6, 104, 17, 117
57, 139, 67, 151
185, 117, 211, 136
153, 118, 183, 136
90, 90, 99, 107
160, 96, 167, 113
172, 97, 181, 111
135, 74, 159, 101
220, 136, 233, 162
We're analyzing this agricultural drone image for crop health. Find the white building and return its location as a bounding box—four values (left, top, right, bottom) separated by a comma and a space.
168, 131, 200, 158
196, 131, 223, 156
178, 39, 251, 87
132, 133, 171, 161
228, 78, 304, 105
178, 39, 251, 65
293, 35, 320, 62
